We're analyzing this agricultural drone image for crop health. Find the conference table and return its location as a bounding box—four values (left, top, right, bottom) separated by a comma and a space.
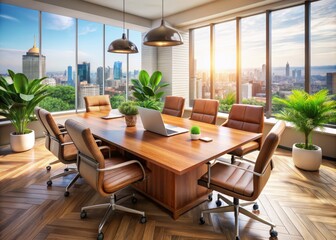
58, 110, 261, 219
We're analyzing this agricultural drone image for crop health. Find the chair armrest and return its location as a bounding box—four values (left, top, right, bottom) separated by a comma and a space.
97, 160, 146, 180
95, 139, 102, 146
98, 145, 111, 158
61, 141, 74, 146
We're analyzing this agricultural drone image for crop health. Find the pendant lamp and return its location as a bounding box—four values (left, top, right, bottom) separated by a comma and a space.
108, 0, 138, 54
143, 0, 183, 47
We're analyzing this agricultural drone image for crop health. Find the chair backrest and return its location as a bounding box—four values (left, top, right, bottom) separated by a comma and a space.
84, 95, 112, 112
39, 108, 71, 160
162, 96, 185, 117
65, 119, 106, 193
190, 99, 219, 124
252, 120, 286, 198
223, 104, 264, 147
35, 106, 50, 150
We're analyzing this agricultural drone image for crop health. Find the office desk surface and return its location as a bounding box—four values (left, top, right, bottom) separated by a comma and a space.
58, 110, 262, 219
65, 111, 261, 175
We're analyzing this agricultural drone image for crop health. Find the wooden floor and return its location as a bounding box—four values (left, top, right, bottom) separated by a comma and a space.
0, 138, 335, 240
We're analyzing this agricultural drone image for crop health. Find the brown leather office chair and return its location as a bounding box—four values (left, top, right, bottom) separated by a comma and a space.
198, 121, 286, 240
84, 95, 112, 112
65, 119, 147, 240
38, 108, 80, 197
190, 99, 219, 124
223, 104, 264, 163
162, 96, 185, 117
35, 107, 66, 171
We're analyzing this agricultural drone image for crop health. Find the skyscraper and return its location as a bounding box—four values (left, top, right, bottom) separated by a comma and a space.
327, 72, 336, 94
285, 62, 290, 77
78, 62, 90, 84
22, 39, 46, 79
67, 66, 74, 86
97, 66, 104, 94
113, 61, 122, 80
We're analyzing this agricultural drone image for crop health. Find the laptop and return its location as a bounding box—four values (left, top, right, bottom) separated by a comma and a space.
138, 107, 189, 137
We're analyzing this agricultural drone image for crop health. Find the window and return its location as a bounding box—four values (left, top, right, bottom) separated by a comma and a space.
128, 30, 142, 103
0, 3, 38, 76
271, 6, 305, 113
311, 0, 336, 95
192, 26, 211, 99
39, 12, 76, 112
105, 26, 127, 108
78, 19, 103, 109
214, 21, 236, 112
241, 14, 266, 107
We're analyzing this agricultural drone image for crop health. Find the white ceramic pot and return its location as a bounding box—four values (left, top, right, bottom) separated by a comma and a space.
190, 133, 200, 140
10, 130, 35, 152
292, 143, 322, 171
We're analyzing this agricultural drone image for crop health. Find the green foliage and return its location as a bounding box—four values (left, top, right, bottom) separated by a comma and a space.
110, 94, 126, 109
131, 70, 169, 110
218, 92, 236, 112
190, 125, 201, 134
242, 98, 265, 107
118, 101, 139, 115
273, 89, 336, 149
39, 85, 75, 112
0, 70, 49, 134
137, 99, 163, 111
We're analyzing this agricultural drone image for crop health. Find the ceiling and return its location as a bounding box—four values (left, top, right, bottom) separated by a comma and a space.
82, 0, 217, 20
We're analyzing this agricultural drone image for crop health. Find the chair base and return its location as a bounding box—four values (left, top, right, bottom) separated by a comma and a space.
47, 166, 79, 196
80, 193, 146, 238
200, 194, 277, 239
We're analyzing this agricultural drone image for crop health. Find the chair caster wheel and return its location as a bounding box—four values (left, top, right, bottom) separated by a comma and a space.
64, 191, 70, 197
216, 200, 222, 207
80, 210, 87, 219
208, 193, 213, 201
270, 229, 278, 237
140, 216, 147, 224
131, 196, 137, 204
235, 237, 240, 240
47, 180, 52, 186
253, 203, 259, 210
64, 168, 69, 172
97, 232, 104, 240
199, 217, 205, 225
46, 166, 51, 171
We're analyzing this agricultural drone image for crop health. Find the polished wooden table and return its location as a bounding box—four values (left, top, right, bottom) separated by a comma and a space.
59, 111, 261, 219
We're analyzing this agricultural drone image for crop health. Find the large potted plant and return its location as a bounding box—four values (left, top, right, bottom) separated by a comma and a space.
0, 70, 49, 152
118, 101, 139, 127
273, 89, 336, 171
131, 70, 169, 110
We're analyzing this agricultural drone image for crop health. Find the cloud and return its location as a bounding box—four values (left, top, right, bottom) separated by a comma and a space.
44, 14, 74, 30
0, 14, 19, 22
79, 25, 97, 35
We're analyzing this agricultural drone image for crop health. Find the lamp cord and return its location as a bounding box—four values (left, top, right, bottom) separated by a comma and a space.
162, 0, 164, 20
123, 0, 125, 33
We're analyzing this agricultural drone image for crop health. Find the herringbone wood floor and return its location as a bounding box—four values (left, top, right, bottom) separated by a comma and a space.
0, 138, 335, 240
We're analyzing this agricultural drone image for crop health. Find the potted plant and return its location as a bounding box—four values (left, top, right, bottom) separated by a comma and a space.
118, 101, 139, 127
273, 89, 336, 171
131, 70, 169, 110
190, 125, 201, 140
0, 69, 49, 152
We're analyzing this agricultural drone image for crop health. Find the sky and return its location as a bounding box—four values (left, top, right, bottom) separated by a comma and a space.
194, 0, 336, 71
0, 0, 335, 74
0, 3, 142, 73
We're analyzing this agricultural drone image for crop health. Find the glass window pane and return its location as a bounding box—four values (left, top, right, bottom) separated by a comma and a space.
241, 14, 266, 107
214, 21, 236, 112
78, 19, 103, 109
272, 6, 305, 113
105, 26, 127, 108
0, 3, 38, 76
192, 27, 211, 100
311, 0, 336, 95
40, 12, 76, 112
128, 30, 142, 103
